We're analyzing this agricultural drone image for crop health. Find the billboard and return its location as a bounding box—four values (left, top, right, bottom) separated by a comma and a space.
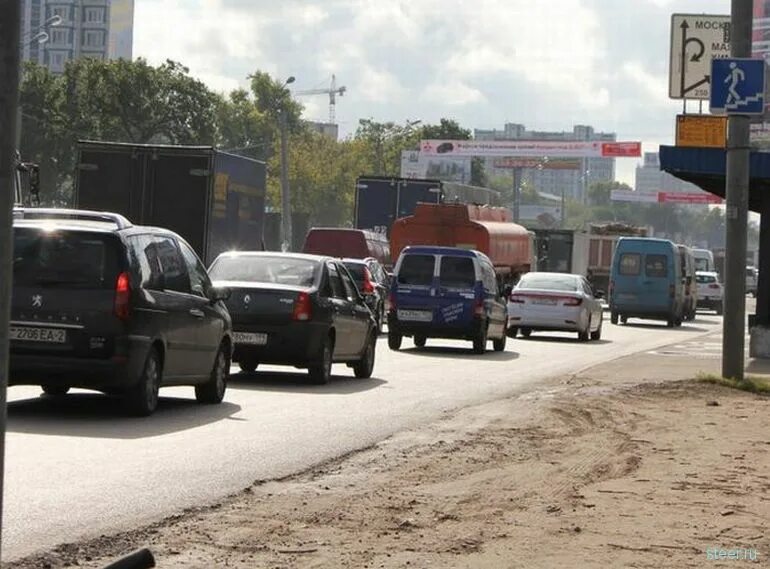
399, 150, 471, 182
420, 140, 641, 158
610, 190, 723, 204
492, 157, 581, 170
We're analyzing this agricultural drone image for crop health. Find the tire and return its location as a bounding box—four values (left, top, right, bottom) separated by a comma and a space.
353, 334, 376, 379
578, 320, 590, 342
238, 360, 258, 374
620, 315, 628, 324
520, 328, 532, 338
590, 318, 602, 341
309, 335, 333, 384
41, 384, 70, 396
473, 324, 488, 354
610, 311, 618, 325
388, 330, 402, 351
413, 335, 426, 348
196, 344, 229, 404
125, 347, 161, 417
492, 330, 507, 352
507, 326, 518, 338
667, 317, 675, 328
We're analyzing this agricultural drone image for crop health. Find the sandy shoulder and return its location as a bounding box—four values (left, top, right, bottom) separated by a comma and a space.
8, 379, 770, 569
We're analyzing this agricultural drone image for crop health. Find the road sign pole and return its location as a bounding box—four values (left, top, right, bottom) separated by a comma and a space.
722, 0, 753, 381
0, 0, 21, 559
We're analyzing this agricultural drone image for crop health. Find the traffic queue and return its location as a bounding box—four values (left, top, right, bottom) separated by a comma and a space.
7, 202, 722, 417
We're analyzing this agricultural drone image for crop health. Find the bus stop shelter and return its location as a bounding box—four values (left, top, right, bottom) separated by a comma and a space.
659, 144, 770, 357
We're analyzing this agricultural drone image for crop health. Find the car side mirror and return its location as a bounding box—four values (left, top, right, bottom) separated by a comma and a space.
208, 286, 231, 303
594, 290, 605, 299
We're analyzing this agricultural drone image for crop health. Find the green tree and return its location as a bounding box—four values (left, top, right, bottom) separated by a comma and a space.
587, 181, 632, 207
215, 88, 270, 159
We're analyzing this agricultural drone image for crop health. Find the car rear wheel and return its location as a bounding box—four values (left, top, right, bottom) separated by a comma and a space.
520, 328, 532, 338
610, 311, 618, 325
388, 330, 402, 351
492, 329, 507, 352
238, 360, 258, 374
196, 344, 229, 404
125, 347, 161, 417
309, 336, 333, 385
41, 384, 70, 397
413, 335, 426, 348
507, 327, 518, 338
578, 320, 590, 342
353, 334, 376, 379
473, 325, 488, 354
590, 318, 602, 341
620, 315, 628, 324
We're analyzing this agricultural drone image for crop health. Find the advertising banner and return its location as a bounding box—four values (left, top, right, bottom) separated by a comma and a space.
420, 140, 641, 158
492, 157, 581, 170
658, 192, 724, 204
610, 190, 659, 203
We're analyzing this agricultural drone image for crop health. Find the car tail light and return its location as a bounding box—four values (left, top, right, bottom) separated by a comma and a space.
709, 283, 721, 289
562, 297, 583, 306
509, 294, 525, 304
362, 267, 375, 294
292, 292, 313, 321
473, 298, 485, 317
114, 272, 131, 321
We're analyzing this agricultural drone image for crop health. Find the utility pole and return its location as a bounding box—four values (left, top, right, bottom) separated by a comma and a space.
722, 0, 752, 381
512, 166, 521, 223
0, 0, 21, 559
279, 110, 292, 252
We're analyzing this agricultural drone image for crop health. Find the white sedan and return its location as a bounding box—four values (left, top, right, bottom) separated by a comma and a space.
696, 271, 723, 314
506, 272, 604, 341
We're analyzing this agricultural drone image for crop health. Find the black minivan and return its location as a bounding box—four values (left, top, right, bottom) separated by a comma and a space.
10, 209, 233, 416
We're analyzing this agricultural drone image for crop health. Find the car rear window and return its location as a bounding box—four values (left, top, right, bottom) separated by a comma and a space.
343, 262, 366, 287
694, 258, 710, 271
517, 274, 578, 292
209, 256, 319, 287
439, 256, 476, 289
13, 228, 120, 289
618, 253, 641, 276
397, 254, 435, 286
645, 254, 668, 277
696, 274, 717, 284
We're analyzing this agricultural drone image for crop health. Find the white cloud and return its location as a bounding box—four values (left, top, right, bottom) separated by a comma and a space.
621, 61, 669, 107
422, 80, 486, 106
358, 66, 407, 103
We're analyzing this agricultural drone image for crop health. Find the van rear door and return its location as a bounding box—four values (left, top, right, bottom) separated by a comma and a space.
640, 252, 672, 309
435, 255, 477, 328
393, 254, 436, 324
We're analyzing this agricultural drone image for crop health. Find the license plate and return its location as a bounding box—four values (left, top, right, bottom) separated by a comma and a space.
397, 309, 433, 322
531, 298, 557, 305
9, 326, 66, 343
233, 332, 268, 345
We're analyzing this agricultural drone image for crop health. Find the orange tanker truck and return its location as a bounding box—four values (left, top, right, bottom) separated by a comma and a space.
390, 203, 535, 286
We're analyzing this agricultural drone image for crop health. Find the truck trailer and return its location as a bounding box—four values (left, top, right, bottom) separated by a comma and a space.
354, 175, 501, 237
390, 202, 534, 285
74, 140, 266, 265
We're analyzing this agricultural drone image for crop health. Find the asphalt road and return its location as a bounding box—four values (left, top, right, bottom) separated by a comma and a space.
3, 312, 724, 560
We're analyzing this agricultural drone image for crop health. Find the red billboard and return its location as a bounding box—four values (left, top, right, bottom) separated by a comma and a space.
658, 192, 724, 204
602, 142, 642, 157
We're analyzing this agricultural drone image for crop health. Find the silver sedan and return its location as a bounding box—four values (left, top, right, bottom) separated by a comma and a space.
506, 272, 604, 341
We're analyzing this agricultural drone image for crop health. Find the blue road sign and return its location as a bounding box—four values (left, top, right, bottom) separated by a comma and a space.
710, 58, 766, 115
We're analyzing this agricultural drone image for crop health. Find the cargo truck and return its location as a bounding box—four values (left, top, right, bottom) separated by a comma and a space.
74, 140, 266, 265
354, 175, 501, 237
390, 202, 535, 286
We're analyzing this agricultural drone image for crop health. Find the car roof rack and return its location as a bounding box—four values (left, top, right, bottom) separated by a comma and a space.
12, 208, 133, 229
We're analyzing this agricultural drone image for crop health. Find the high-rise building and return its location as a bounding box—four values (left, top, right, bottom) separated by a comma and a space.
474, 123, 616, 202
635, 152, 703, 194
20, 0, 134, 73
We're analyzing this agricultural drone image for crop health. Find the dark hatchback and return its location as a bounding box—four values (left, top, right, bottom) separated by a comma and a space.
341, 257, 389, 333
208, 252, 378, 384
9, 210, 232, 416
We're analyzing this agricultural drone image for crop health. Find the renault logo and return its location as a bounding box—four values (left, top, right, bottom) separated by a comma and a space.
32, 295, 43, 308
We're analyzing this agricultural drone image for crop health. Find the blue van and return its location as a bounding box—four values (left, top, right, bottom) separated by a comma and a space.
609, 237, 685, 327
387, 246, 508, 354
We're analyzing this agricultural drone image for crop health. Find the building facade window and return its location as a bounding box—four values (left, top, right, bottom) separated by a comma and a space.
85, 7, 105, 23
49, 51, 69, 72
83, 30, 105, 48
51, 29, 69, 46
51, 6, 70, 21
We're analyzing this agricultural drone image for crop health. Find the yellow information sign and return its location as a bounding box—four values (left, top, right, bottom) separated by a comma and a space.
676, 115, 727, 148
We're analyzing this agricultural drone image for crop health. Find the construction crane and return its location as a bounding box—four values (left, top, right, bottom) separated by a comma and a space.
294, 75, 347, 124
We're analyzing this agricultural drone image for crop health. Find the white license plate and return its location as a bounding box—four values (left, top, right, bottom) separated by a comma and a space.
397, 309, 433, 322
10, 326, 66, 343
233, 332, 268, 345
531, 298, 557, 305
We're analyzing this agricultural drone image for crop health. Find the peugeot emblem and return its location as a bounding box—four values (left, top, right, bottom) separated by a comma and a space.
32, 295, 42, 308
243, 294, 251, 305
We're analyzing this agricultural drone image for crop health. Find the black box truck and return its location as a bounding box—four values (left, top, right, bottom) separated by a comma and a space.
75, 140, 266, 264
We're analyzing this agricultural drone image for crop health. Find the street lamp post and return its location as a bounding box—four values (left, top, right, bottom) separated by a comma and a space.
279, 76, 295, 252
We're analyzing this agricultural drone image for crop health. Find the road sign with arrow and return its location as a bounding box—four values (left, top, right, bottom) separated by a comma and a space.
669, 14, 731, 100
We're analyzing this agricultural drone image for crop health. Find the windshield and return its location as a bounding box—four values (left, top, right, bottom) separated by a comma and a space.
694, 258, 710, 271
517, 274, 579, 292
13, 228, 120, 288
209, 256, 319, 287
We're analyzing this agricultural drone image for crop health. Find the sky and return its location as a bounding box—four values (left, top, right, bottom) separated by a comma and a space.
133, 0, 730, 186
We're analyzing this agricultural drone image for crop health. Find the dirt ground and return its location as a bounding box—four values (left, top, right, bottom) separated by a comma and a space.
9, 375, 769, 569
